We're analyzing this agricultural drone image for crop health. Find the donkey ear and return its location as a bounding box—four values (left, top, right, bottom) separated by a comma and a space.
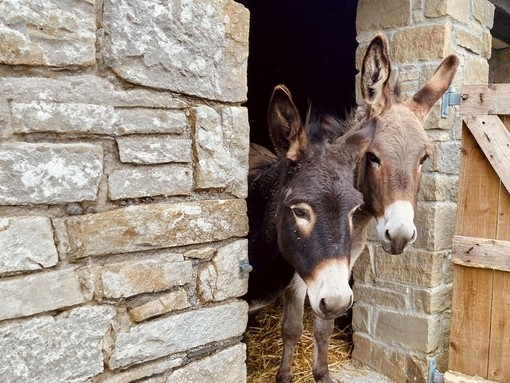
361, 34, 392, 118
334, 121, 374, 167
409, 54, 459, 122
267, 84, 307, 162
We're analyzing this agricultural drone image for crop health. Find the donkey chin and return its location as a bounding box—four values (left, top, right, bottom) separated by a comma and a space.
303, 258, 354, 320
377, 200, 418, 255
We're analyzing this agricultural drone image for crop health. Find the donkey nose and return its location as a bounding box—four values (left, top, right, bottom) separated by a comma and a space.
385, 225, 416, 254
319, 294, 353, 318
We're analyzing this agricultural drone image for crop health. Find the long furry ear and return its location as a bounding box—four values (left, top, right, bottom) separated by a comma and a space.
267, 85, 307, 162
409, 55, 460, 122
361, 34, 392, 118
332, 121, 375, 167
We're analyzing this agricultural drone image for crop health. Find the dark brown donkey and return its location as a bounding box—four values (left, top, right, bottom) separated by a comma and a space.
245, 34, 459, 383
244, 83, 371, 367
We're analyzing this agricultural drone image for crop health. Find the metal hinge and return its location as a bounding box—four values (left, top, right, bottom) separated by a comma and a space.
239, 259, 253, 278
440, 86, 462, 118
428, 358, 444, 383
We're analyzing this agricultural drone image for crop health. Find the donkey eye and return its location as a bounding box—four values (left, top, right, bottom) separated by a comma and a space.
290, 203, 312, 222
292, 207, 307, 219
367, 152, 380, 165
419, 154, 429, 165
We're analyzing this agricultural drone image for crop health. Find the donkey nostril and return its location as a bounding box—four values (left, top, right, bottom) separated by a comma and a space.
411, 229, 417, 242
348, 295, 354, 309
320, 298, 328, 314
385, 229, 391, 241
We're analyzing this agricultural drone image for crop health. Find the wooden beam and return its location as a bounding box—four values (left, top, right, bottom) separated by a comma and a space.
488, 271, 510, 381
463, 115, 510, 194
461, 84, 510, 116
452, 235, 510, 272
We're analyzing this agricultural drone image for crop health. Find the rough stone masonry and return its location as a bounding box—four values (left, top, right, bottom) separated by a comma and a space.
0, 0, 251, 382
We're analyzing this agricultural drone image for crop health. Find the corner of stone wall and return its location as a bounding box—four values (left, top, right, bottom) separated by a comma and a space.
0, 1, 251, 382
353, 0, 494, 381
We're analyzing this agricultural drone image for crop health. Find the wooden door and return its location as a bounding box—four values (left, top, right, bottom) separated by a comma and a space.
449, 84, 510, 382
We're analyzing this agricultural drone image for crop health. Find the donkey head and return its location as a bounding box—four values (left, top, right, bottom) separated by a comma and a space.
358, 34, 459, 254
268, 85, 370, 319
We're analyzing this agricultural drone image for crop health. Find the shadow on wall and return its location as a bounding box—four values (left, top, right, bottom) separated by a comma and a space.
235, 0, 359, 149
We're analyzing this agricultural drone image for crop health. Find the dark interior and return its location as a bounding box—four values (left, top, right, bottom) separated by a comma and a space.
235, 0, 359, 150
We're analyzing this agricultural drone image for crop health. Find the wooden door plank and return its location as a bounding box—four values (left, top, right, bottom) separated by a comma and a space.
452, 235, 510, 272
450, 122, 501, 378
487, 271, 510, 381
497, 116, 510, 241
455, 124, 500, 238
463, 115, 510, 194
449, 265, 494, 377
461, 84, 510, 115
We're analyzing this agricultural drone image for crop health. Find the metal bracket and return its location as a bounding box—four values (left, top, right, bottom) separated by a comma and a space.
440, 86, 462, 118
239, 259, 253, 278
428, 358, 444, 383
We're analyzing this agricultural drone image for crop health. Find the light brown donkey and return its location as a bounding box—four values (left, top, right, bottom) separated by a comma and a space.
274, 34, 459, 383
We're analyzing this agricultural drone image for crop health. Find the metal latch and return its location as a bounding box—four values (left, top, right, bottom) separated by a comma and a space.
440, 86, 462, 118
428, 358, 444, 383
239, 259, 252, 278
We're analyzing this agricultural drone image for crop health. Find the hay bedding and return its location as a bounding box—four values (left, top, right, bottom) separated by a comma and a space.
245, 299, 352, 383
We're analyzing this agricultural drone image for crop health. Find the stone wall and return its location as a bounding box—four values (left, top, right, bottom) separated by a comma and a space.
0, 1, 250, 382
353, 0, 494, 382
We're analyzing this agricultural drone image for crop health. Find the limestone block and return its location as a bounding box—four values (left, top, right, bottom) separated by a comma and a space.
109, 300, 248, 369
11, 101, 115, 134
10, 102, 188, 135
464, 54, 490, 85
444, 370, 498, 383
412, 285, 452, 314
0, 0, 95, 66
424, 0, 469, 23
374, 310, 442, 353
197, 239, 248, 302
391, 24, 452, 63
457, 28, 491, 59
430, 140, 460, 174
113, 108, 188, 135
166, 344, 247, 383
406, 353, 430, 383
0, 216, 58, 273
419, 172, 458, 202
116, 136, 192, 164
101, 258, 193, 299
472, 0, 495, 28
108, 165, 193, 200
0, 268, 92, 321
194, 106, 249, 198
352, 245, 375, 283
351, 333, 407, 383
353, 283, 407, 310
415, 201, 457, 251
184, 246, 216, 260
103, 0, 249, 102
0, 143, 103, 205
128, 289, 191, 323
356, 0, 410, 32
62, 199, 248, 258
352, 304, 371, 334
0, 305, 115, 383
102, 356, 183, 383
374, 246, 448, 287
0, 76, 187, 109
